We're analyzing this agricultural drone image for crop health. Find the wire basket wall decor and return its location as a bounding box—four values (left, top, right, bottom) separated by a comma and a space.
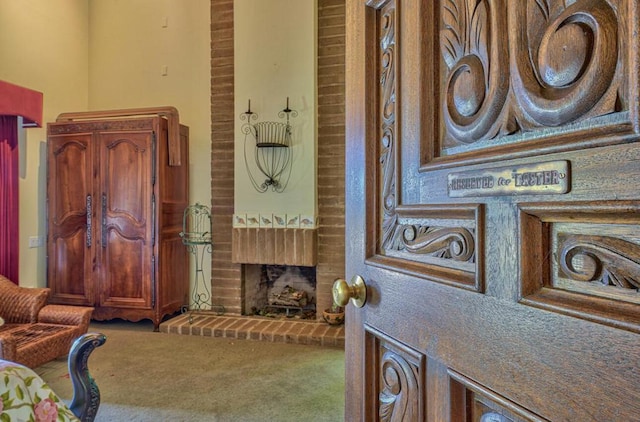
253, 121, 291, 147
240, 97, 298, 193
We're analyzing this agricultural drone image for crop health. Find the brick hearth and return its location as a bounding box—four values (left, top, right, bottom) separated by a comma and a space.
160, 312, 344, 348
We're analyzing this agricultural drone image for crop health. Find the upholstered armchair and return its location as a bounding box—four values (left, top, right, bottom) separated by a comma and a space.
0, 275, 94, 368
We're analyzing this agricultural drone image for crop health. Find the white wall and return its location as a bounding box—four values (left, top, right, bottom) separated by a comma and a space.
234, 0, 317, 225
0, 0, 90, 287
88, 0, 211, 209
0, 0, 210, 288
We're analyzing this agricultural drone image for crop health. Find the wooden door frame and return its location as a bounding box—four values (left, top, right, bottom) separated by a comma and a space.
345, 1, 376, 419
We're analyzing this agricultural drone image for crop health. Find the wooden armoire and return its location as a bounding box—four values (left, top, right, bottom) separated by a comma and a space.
46, 107, 189, 330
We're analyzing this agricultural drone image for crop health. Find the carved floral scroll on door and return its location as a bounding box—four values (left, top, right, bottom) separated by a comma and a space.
432, 0, 634, 166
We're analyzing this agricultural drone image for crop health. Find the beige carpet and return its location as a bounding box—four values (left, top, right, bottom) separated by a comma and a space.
35, 319, 345, 422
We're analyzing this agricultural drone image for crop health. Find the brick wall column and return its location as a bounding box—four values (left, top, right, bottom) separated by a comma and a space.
316, 0, 346, 317
211, 0, 243, 314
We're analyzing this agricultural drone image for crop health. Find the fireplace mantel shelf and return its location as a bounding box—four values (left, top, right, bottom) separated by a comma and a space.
232, 227, 317, 266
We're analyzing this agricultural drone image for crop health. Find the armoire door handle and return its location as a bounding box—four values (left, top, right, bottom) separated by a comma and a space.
86, 195, 92, 248
102, 193, 107, 248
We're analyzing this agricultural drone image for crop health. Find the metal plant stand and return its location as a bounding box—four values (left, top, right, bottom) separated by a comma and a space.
179, 203, 224, 323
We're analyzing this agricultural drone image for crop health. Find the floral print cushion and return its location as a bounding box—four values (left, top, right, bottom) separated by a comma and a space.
0, 360, 79, 422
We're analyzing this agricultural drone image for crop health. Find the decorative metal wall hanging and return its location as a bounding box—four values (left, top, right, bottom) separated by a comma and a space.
179, 203, 225, 321
240, 98, 298, 193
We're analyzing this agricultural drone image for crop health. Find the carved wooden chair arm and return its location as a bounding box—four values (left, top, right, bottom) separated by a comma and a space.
68, 332, 107, 422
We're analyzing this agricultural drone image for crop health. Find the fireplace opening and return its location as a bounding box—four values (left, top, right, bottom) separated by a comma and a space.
244, 264, 316, 319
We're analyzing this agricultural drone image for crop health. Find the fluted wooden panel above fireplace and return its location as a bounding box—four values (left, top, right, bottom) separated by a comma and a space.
232, 228, 317, 266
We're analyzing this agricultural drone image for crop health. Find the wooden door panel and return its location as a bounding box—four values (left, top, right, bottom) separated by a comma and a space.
520, 200, 640, 331
365, 327, 426, 421
346, 0, 640, 421
46, 133, 94, 305
379, 204, 483, 291
98, 131, 153, 309
449, 370, 546, 422
427, 0, 634, 169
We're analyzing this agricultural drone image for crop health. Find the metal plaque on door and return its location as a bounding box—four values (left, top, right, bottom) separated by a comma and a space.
448, 160, 570, 197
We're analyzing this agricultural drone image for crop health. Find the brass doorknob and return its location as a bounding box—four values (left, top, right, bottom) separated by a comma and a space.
332, 275, 367, 308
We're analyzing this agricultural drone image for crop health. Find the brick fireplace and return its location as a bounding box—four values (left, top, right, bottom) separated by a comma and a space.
209, 0, 346, 321
244, 264, 317, 317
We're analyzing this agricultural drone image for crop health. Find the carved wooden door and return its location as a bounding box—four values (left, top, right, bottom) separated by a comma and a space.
344, 1, 640, 420
96, 130, 154, 310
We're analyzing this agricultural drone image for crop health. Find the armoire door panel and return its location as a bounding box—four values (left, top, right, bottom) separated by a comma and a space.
49, 137, 92, 222
99, 231, 151, 308
46, 133, 94, 305
49, 232, 93, 304
98, 131, 153, 309
100, 132, 152, 225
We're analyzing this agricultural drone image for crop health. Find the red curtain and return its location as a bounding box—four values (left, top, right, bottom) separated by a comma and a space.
0, 115, 19, 283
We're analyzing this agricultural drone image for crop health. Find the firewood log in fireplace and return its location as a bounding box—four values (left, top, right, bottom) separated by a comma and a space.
269, 285, 308, 308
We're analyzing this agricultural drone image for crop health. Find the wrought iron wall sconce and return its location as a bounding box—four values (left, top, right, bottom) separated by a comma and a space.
240, 98, 298, 193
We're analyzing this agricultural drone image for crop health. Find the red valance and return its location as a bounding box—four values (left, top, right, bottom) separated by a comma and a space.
0, 80, 43, 127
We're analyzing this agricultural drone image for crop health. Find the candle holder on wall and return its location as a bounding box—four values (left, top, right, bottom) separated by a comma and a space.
240, 98, 298, 193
